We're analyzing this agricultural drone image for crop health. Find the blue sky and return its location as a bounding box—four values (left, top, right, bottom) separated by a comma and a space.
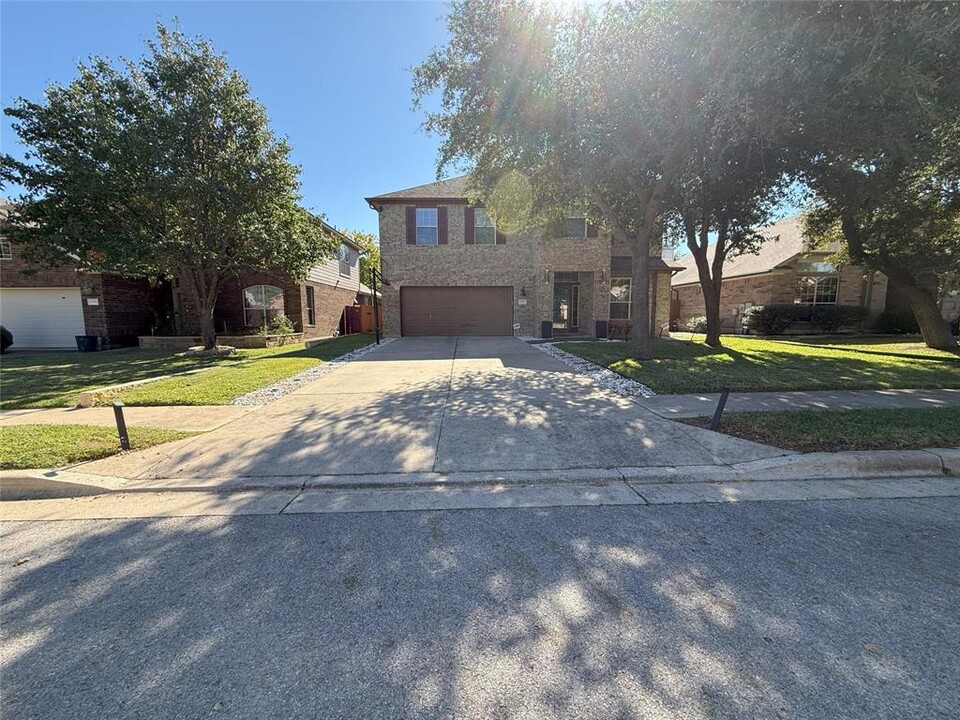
1, 1, 452, 236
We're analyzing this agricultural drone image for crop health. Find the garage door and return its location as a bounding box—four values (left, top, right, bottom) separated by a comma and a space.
0, 288, 86, 348
401, 286, 513, 336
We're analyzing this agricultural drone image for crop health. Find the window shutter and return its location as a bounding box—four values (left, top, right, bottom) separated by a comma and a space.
438, 206, 448, 244
464, 207, 475, 244
405, 206, 416, 245
587, 222, 599, 238
495, 230, 506, 245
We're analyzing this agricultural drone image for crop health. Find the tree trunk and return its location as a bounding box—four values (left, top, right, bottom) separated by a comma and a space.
187, 271, 221, 350
632, 235, 651, 360
890, 276, 957, 349
686, 226, 724, 347
198, 295, 218, 350
702, 281, 723, 347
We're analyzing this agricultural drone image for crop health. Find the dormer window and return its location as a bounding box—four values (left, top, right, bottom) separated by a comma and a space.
563, 217, 587, 238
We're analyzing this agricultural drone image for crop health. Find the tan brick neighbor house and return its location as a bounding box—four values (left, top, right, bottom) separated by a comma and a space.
0, 199, 364, 348
670, 215, 890, 334
366, 175, 680, 339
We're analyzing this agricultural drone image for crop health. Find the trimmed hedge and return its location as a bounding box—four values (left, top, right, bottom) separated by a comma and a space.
876, 309, 921, 334
742, 304, 868, 335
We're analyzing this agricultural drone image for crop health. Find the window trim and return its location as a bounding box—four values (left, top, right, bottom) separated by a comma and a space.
415, 207, 439, 246
338, 243, 351, 277
305, 285, 316, 326
609, 276, 632, 320
243, 284, 285, 327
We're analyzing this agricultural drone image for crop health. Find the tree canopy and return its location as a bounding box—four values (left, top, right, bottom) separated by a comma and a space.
2, 23, 336, 348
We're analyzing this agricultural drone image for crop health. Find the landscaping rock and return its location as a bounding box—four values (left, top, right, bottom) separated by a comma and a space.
531, 342, 656, 398
185, 345, 237, 357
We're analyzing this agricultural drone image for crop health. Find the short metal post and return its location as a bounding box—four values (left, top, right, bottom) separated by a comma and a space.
372, 270, 380, 345
709, 391, 730, 432
113, 401, 131, 451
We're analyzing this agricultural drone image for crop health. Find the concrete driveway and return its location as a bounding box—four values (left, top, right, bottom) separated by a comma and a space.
81, 337, 784, 483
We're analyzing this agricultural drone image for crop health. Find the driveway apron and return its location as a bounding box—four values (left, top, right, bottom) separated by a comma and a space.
79, 337, 782, 481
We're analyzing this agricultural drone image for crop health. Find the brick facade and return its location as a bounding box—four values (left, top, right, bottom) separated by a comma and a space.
1, 242, 155, 347
2, 242, 358, 346
169, 270, 356, 340
374, 201, 671, 338
673, 256, 889, 333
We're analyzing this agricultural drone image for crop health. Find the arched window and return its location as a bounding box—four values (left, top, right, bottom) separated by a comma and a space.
243, 285, 284, 327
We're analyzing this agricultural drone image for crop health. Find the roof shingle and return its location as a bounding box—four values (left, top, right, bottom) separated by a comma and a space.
671, 215, 837, 286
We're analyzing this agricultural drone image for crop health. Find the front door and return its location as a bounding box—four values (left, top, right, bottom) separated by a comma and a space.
553, 282, 580, 333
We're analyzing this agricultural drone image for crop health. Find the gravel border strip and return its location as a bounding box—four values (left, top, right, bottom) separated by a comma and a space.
232, 337, 396, 406
530, 341, 656, 398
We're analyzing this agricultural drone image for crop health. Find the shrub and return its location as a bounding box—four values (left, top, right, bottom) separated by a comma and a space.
810, 305, 869, 333
261, 314, 296, 336
742, 305, 798, 335
0, 325, 12, 353
685, 316, 708, 333
876, 309, 920, 334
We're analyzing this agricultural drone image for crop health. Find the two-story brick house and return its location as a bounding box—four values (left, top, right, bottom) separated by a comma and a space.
0, 199, 363, 348
366, 176, 678, 339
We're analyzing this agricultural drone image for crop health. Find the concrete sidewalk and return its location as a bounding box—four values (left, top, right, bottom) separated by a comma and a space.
0, 405, 254, 432
636, 388, 960, 418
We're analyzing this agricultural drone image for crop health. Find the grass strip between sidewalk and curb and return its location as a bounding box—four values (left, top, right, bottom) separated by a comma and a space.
558, 335, 960, 394
682, 407, 960, 453
1, 333, 374, 408
0, 424, 199, 470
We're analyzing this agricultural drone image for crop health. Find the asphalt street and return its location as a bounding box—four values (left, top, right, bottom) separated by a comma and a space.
2, 497, 959, 719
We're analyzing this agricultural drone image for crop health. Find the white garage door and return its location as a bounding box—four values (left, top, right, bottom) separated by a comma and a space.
0, 288, 86, 348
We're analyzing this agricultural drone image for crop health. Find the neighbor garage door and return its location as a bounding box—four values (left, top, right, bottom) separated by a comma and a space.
400, 286, 513, 336
0, 288, 86, 348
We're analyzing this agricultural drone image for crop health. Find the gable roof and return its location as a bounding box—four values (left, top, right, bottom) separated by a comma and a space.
366, 175, 471, 204
671, 215, 838, 286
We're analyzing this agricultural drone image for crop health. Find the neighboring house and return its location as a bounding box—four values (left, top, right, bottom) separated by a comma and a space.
670, 215, 889, 333
366, 175, 680, 338
0, 199, 362, 348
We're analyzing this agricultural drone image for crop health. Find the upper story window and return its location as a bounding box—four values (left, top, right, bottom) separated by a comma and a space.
795, 260, 836, 274
338, 243, 351, 276
474, 209, 496, 245
563, 217, 587, 238
416, 208, 438, 245
243, 284, 285, 327
795, 276, 838, 305
0, 238, 11, 260
609, 278, 632, 319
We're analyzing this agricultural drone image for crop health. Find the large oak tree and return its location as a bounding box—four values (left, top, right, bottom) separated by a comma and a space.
1, 24, 336, 349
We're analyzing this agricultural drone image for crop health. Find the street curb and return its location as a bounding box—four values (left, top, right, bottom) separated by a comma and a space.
3, 447, 957, 500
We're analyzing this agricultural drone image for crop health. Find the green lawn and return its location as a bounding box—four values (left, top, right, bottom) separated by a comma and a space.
558, 335, 960, 394
0, 333, 373, 409
0, 424, 197, 469
682, 407, 960, 453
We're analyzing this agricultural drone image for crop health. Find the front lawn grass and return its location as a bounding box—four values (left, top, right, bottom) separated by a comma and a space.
558, 335, 960, 394
682, 407, 960, 453
0, 424, 197, 469
0, 333, 373, 409
112, 333, 373, 406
